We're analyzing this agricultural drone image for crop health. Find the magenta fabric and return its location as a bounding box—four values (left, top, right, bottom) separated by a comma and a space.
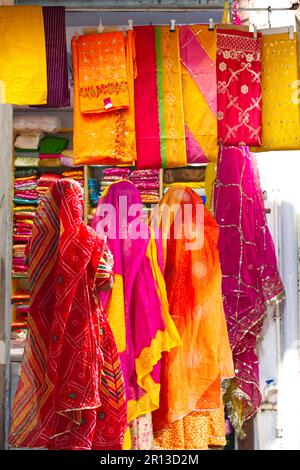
92, 181, 166, 405
213, 146, 284, 420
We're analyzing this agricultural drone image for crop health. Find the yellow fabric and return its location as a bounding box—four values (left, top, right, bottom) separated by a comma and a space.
72, 30, 136, 165
160, 27, 187, 168
222, 1, 231, 25
205, 162, 217, 212
0, 6, 47, 105
251, 33, 300, 151
153, 406, 226, 450
181, 26, 218, 162
123, 427, 132, 450
165, 182, 205, 189
106, 274, 126, 353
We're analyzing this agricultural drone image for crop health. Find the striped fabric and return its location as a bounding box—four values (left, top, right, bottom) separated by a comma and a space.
34, 7, 70, 108
180, 25, 218, 163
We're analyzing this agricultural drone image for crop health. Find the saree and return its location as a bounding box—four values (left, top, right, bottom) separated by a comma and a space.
92, 181, 181, 429
34, 6, 70, 108
251, 33, 300, 151
217, 29, 262, 146
180, 25, 218, 164
72, 31, 136, 166
77, 32, 129, 114
213, 146, 285, 437
8, 180, 127, 450
0, 6, 47, 105
134, 26, 186, 169
151, 187, 234, 449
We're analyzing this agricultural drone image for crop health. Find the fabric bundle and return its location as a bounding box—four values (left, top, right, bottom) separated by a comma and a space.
15, 147, 40, 168
134, 26, 186, 169
179, 25, 218, 163
62, 169, 84, 187
89, 178, 101, 207
72, 31, 136, 165
13, 115, 62, 134
78, 32, 130, 114
12, 244, 29, 274
14, 173, 39, 206
213, 146, 285, 437
34, 7, 70, 108
36, 173, 62, 197
129, 169, 160, 203
100, 168, 131, 194
217, 29, 262, 146
0, 6, 47, 105
251, 32, 300, 151
37, 135, 69, 167
14, 134, 43, 150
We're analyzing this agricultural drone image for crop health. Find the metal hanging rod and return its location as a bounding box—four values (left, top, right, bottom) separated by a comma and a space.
65, 4, 299, 13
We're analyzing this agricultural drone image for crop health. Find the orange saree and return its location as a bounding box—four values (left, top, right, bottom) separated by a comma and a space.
72, 31, 136, 165
152, 187, 234, 449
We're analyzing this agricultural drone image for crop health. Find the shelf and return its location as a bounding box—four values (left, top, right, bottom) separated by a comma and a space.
12, 273, 29, 279
14, 106, 73, 112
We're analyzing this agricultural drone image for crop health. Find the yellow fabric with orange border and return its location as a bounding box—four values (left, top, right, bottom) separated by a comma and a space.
72, 30, 136, 165
0, 6, 47, 105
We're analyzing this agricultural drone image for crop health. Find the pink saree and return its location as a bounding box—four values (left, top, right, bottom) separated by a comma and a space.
91, 181, 181, 428
213, 146, 284, 437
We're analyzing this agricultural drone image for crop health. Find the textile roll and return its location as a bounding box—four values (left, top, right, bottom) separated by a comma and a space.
35, 6, 70, 108
0, 6, 47, 105
77, 32, 130, 114
217, 29, 262, 146
180, 25, 218, 163
134, 26, 186, 169
72, 31, 136, 166
251, 33, 300, 151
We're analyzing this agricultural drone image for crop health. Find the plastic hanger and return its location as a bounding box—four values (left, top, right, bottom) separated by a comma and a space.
97, 11, 104, 33
170, 19, 176, 32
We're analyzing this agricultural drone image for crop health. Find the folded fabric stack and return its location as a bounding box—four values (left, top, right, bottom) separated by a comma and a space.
100, 167, 131, 194
88, 178, 101, 207
14, 170, 39, 206
38, 135, 69, 167
36, 173, 62, 197
129, 169, 160, 203
13, 114, 62, 134
15, 148, 40, 167
60, 149, 78, 168
62, 169, 84, 187
12, 244, 28, 274
13, 200, 36, 256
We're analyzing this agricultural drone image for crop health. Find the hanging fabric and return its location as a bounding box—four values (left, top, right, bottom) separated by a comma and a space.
152, 187, 234, 450
77, 32, 130, 114
34, 6, 70, 108
251, 32, 300, 151
72, 31, 136, 165
216, 29, 262, 146
213, 146, 285, 437
0, 6, 47, 105
134, 26, 186, 169
180, 25, 218, 164
8, 180, 127, 449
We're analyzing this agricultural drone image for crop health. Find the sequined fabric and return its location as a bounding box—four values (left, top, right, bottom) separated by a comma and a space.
213, 146, 285, 436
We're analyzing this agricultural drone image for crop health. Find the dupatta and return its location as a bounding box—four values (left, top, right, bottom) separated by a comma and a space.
151, 187, 234, 432
92, 181, 181, 426
8, 180, 126, 450
213, 146, 285, 437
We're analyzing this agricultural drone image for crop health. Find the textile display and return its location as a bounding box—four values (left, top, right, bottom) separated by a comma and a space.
213, 146, 285, 437
92, 181, 181, 429
217, 29, 262, 146
38, 136, 69, 154
14, 134, 43, 150
180, 25, 218, 163
13, 115, 62, 134
151, 187, 234, 449
72, 31, 136, 166
134, 26, 186, 169
0, 6, 47, 105
252, 33, 300, 151
8, 180, 127, 449
77, 32, 130, 114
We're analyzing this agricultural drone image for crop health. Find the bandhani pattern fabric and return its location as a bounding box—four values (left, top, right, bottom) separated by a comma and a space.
213, 146, 285, 437
77, 32, 129, 114
179, 25, 218, 163
251, 33, 300, 151
92, 181, 181, 425
0, 6, 47, 105
134, 26, 186, 169
151, 187, 234, 442
8, 180, 127, 449
217, 29, 262, 146
154, 408, 226, 450
33, 7, 70, 108
72, 31, 136, 166
128, 413, 154, 450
